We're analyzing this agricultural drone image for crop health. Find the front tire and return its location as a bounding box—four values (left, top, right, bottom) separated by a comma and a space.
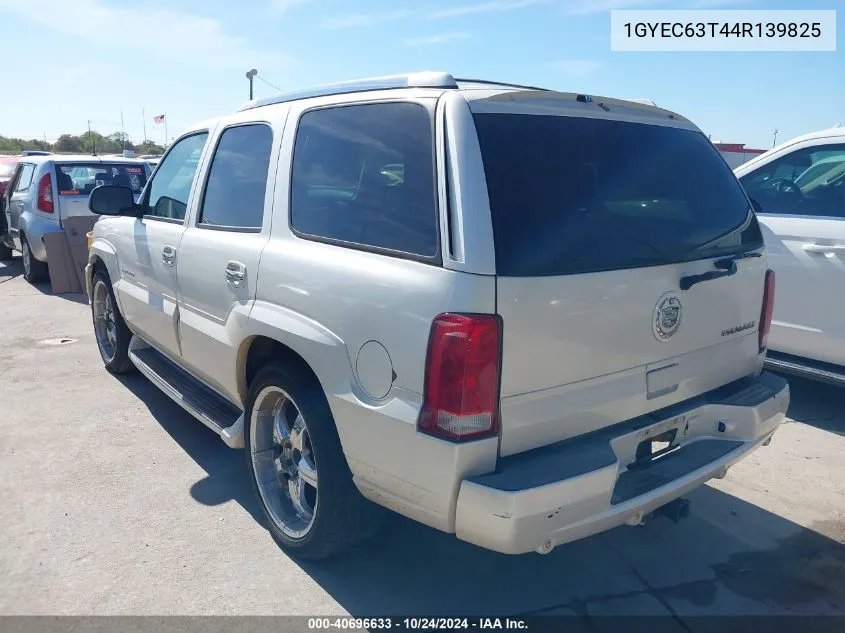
244, 362, 383, 559
91, 271, 134, 374
21, 234, 48, 283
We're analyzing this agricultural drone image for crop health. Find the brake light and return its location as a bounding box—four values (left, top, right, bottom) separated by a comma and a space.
36, 173, 53, 213
759, 270, 775, 351
418, 313, 502, 441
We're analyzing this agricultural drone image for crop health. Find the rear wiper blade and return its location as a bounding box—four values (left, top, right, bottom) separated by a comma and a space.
679, 251, 762, 291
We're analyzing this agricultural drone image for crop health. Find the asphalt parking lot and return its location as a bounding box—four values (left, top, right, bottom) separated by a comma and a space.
1, 255, 844, 623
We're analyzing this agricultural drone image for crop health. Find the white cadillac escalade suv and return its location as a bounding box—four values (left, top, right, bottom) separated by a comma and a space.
85, 72, 789, 559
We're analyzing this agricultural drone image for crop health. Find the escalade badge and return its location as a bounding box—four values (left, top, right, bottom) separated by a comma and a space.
653, 294, 682, 342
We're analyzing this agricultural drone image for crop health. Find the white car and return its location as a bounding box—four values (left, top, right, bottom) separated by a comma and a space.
736, 127, 845, 385
85, 72, 789, 559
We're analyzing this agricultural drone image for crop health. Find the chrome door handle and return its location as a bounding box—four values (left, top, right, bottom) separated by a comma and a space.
802, 243, 845, 255
161, 245, 177, 266
225, 261, 246, 288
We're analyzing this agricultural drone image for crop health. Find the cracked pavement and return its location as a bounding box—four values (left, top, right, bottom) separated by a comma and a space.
1, 256, 843, 624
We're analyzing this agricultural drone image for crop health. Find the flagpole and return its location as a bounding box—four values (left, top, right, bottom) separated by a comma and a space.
120, 106, 126, 151
165, 116, 168, 150
142, 107, 147, 144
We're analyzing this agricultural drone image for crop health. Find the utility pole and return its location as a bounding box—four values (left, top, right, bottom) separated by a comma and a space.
246, 68, 258, 100
772, 129, 778, 147
88, 119, 96, 155
142, 107, 147, 144
120, 106, 126, 150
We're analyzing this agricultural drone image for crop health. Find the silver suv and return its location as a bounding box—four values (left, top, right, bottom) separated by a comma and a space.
85, 72, 790, 559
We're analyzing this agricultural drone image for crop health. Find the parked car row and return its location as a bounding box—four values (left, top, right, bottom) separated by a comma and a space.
0, 154, 150, 281
82, 72, 791, 560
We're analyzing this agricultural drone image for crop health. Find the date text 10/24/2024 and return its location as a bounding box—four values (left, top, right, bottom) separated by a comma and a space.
308, 618, 528, 630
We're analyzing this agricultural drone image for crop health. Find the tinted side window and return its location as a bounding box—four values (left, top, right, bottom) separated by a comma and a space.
14, 164, 35, 193
144, 132, 209, 221
739, 144, 845, 218
199, 124, 273, 229
290, 103, 438, 258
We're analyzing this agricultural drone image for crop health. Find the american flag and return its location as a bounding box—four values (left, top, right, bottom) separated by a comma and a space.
153, 114, 166, 125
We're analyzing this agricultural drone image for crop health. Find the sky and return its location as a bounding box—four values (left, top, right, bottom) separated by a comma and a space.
0, 0, 841, 149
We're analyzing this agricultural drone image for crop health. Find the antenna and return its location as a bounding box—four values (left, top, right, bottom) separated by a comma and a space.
120, 106, 126, 150
88, 120, 96, 155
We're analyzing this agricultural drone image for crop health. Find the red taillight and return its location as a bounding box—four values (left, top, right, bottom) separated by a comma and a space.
759, 270, 775, 352
37, 173, 53, 213
418, 313, 502, 441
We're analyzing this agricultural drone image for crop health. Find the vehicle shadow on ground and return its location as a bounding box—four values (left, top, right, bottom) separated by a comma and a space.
0, 257, 21, 282
0, 256, 88, 304
780, 375, 844, 437
116, 369, 845, 618
114, 371, 265, 526
294, 489, 845, 618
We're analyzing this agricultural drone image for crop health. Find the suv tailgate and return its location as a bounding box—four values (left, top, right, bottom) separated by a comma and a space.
471, 99, 767, 456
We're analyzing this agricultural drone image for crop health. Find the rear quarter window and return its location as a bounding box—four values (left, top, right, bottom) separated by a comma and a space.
289, 102, 439, 260
473, 113, 761, 277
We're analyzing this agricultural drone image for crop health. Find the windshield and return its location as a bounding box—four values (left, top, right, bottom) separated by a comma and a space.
56, 163, 148, 196
473, 113, 762, 277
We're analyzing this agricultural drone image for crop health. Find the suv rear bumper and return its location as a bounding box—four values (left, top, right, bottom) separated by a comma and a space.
454, 372, 789, 554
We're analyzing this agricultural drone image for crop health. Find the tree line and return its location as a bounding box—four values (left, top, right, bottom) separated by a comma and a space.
0, 130, 164, 156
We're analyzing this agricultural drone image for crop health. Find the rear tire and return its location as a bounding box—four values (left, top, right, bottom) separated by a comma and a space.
91, 271, 135, 374
244, 362, 384, 560
21, 234, 48, 283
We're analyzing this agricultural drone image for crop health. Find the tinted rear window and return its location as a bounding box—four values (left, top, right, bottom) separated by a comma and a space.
473, 114, 762, 277
57, 163, 148, 196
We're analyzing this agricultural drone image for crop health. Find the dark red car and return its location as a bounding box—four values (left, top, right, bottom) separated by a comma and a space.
1, 155, 19, 253
0, 155, 19, 197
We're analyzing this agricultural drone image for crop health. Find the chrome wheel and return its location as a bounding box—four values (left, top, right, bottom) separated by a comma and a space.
22, 239, 31, 278
250, 386, 318, 539
92, 280, 118, 362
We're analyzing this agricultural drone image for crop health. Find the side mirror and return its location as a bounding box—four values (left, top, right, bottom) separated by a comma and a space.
749, 197, 763, 214
89, 185, 138, 216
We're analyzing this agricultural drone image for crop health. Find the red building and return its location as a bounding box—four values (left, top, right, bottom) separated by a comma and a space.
713, 142, 768, 169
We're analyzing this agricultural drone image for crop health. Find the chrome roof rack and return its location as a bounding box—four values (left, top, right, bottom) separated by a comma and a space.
239, 71, 459, 111
454, 78, 550, 92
